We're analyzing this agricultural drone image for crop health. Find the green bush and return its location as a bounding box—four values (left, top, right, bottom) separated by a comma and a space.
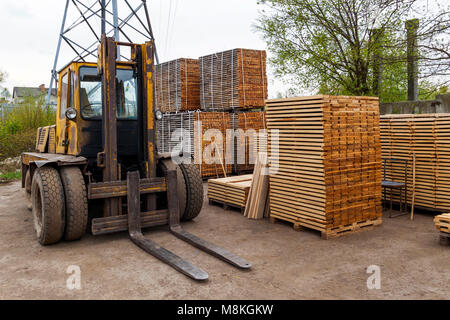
0, 95, 55, 161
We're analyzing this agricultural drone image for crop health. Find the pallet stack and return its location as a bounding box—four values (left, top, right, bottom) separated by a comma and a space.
208, 175, 253, 210
155, 58, 200, 113
266, 95, 383, 239
200, 49, 268, 111
231, 111, 267, 173
380, 114, 450, 212
194, 112, 233, 177
434, 214, 450, 233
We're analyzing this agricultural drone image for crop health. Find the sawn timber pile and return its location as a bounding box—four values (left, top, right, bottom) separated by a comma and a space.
155, 58, 200, 113
380, 114, 450, 212
200, 49, 268, 111
266, 95, 383, 239
208, 175, 253, 209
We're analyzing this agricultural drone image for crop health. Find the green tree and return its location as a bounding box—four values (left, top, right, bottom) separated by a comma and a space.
256, 0, 450, 101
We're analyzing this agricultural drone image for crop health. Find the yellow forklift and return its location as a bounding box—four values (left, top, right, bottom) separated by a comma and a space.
21, 36, 251, 281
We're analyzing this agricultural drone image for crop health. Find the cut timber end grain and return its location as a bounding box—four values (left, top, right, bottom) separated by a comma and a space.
155, 58, 200, 113
200, 49, 268, 111
267, 95, 383, 238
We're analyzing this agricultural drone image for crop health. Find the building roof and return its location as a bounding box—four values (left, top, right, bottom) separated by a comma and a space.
12, 86, 57, 99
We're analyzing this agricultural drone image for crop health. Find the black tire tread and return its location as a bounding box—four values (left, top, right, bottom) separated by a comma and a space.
179, 163, 203, 221
31, 167, 65, 245
60, 167, 88, 241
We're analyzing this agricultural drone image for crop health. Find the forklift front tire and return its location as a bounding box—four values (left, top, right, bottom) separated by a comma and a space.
31, 167, 66, 245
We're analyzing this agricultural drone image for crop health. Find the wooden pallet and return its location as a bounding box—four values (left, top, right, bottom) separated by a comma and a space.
266, 95, 383, 236
270, 216, 382, 239
434, 213, 450, 234
200, 49, 268, 111
208, 199, 245, 214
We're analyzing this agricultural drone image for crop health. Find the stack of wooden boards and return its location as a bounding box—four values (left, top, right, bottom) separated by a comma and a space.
208, 175, 253, 211
155, 58, 200, 113
434, 213, 450, 245
266, 95, 383, 239
200, 49, 268, 111
434, 213, 450, 234
193, 112, 233, 178
157, 111, 267, 178
231, 112, 267, 173
380, 114, 450, 212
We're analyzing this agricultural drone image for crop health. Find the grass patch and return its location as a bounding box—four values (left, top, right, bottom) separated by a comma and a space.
0, 171, 21, 182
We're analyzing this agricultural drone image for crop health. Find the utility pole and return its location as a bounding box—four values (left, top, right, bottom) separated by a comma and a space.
370, 28, 383, 96
406, 19, 419, 101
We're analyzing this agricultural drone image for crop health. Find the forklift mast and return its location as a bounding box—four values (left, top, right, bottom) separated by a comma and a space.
97, 35, 157, 217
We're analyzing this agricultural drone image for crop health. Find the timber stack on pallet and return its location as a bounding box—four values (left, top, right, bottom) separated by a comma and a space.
157, 111, 267, 178
208, 175, 253, 211
380, 114, 450, 212
231, 111, 267, 173
199, 49, 268, 111
194, 112, 233, 178
434, 213, 450, 246
155, 58, 200, 113
266, 95, 383, 239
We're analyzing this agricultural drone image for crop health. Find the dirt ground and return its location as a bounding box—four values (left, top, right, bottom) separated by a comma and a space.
0, 180, 449, 300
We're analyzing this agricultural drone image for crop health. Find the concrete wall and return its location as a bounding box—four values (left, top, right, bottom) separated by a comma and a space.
380, 93, 450, 115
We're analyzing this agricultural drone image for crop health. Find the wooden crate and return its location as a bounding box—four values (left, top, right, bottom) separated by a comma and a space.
208, 175, 253, 210
266, 95, 383, 239
200, 49, 268, 111
380, 114, 450, 212
155, 58, 200, 113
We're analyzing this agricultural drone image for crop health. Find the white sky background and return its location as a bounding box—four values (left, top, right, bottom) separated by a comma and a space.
0, 0, 288, 98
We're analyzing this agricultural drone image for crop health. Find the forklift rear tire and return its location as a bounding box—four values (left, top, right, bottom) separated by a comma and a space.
160, 160, 203, 221
60, 167, 88, 241
31, 167, 65, 245
25, 168, 31, 195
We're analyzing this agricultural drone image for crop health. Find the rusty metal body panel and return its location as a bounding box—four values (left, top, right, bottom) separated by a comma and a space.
21, 152, 87, 168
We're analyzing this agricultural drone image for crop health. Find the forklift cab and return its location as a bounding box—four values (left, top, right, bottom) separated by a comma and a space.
56, 62, 140, 164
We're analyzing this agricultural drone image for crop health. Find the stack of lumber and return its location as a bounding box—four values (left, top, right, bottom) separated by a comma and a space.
266, 95, 383, 239
380, 114, 450, 212
199, 49, 268, 111
231, 111, 267, 173
208, 175, 253, 210
155, 58, 200, 113
156, 112, 195, 156
244, 156, 270, 220
193, 112, 233, 178
434, 213, 450, 234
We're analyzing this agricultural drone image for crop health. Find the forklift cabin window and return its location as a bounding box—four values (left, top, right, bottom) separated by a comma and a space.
79, 67, 138, 120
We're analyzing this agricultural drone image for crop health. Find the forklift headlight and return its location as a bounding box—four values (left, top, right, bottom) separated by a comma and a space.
155, 110, 163, 121
66, 108, 77, 120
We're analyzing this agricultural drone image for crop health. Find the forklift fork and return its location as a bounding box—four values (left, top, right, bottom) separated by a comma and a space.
127, 170, 252, 281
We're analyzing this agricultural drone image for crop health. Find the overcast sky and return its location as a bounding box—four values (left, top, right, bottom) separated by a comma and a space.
0, 0, 287, 98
